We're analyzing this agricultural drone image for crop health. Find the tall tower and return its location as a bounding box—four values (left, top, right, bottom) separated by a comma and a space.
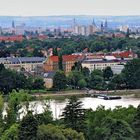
101, 22, 104, 32
73, 18, 76, 26
92, 18, 96, 27
104, 19, 108, 29
12, 20, 15, 28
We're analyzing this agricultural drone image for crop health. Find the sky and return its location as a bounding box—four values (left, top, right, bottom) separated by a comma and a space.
0, 0, 140, 16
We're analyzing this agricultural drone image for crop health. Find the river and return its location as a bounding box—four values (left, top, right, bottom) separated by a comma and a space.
28, 95, 140, 119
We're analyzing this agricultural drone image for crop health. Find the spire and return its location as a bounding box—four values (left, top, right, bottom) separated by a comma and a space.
73, 18, 76, 26
104, 19, 108, 28
92, 18, 96, 27
101, 22, 104, 32
12, 20, 15, 28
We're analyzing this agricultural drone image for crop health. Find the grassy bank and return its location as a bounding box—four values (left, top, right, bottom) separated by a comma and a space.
32, 89, 140, 100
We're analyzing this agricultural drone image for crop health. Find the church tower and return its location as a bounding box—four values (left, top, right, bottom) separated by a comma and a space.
92, 18, 96, 27
104, 19, 108, 30
101, 22, 104, 32
12, 20, 15, 28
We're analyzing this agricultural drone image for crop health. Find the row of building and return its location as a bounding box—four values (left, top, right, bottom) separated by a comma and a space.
0, 50, 137, 88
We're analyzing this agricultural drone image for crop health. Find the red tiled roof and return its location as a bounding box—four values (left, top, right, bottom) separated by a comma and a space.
0, 35, 23, 42
50, 55, 83, 62
38, 35, 48, 40
112, 51, 135, 58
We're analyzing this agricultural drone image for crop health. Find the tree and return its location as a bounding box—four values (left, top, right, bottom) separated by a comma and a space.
33, 48, 43, 57
5, 90, 31, 129
53, 71, 67, 90
78, 79, 87, 89
72, 61, 82, 72
108, 74, 125, 90
18, 111, 38, 140
82, 67, 90, 77
0, 64, 5, 71
0, 94, 4, 136
61, 96, 86, 132
37, 124, 85, 140
90, 70, 104, 90
35, 101, 53, 125
0, 68, 31, 94
132, 105, 140, 140
53, 47, 58, 56
1, 124, 19, 140
122, 59, 140, 89
67, 71, 84, 89
94, 117, 135, 140
103, 66, 113, 81
58, 55, 63, 71
37, 124, 65, 140
32, 78, 45, 90
86, 106, 136, 140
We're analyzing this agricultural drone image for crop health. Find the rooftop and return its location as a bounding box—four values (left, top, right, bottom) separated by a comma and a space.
1, 57, 46, 64
49, 55, 84, 62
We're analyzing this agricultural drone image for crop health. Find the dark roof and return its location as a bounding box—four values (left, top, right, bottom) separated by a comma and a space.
82, 59, 128, 64
44, 71, 56, 79
6, 57, 46, 64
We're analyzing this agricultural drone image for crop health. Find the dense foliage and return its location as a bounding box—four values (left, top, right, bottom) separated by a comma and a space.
1, 35, 140, 57
0, 91, 139, 140
53, 58, 140, 91
0, 64, 45, 94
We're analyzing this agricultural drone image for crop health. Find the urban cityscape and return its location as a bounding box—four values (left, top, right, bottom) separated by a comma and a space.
0, 0, 140, 140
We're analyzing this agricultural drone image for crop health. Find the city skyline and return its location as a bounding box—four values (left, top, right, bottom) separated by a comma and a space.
0, 0, 140, 16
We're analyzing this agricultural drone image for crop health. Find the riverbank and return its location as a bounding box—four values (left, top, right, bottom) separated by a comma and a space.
32, 89, 140, 100
32, 90, 86, 100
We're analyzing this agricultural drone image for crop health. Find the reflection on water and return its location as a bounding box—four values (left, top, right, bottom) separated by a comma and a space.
30, 96, 140, 119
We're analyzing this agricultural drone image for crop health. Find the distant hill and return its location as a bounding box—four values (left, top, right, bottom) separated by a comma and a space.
0, 15, 140, 28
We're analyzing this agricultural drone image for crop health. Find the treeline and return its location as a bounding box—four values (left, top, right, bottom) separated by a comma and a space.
0, 91, 140, 140
1, 35, 140, 57
53, 58, 140, 91
0, 64, 45, 94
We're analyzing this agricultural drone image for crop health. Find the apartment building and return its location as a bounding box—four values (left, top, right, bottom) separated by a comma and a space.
43, 55, 84, 73
82, 59, 127, 73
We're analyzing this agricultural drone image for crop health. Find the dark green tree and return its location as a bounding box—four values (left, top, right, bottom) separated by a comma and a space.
89, 70, 104, 89
103, 66, 113, 81
53, 71, 67, 90
108, 74, 125, 90
132, 105, 140, 140
78, 79, 87, 89
0, 95, 4, 136
122, 59, 140, 89
1, 124, 19, 140
82, 67, 90, 77
72, 61, 82, 72
33, 48, 43, 57
67, 71, 84, 89
58, 55, 63, 71
94, 117, 135, 140
37, 124, 85, 140
0, 64, 5, 71
5, 90, 31, 129
32, 78, 45, 90
52, 47, 58, 56
18, 111, 38, 140
61, 96, 86, 132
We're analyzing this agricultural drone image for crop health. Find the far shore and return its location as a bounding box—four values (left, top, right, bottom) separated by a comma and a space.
32, 89, 140, 99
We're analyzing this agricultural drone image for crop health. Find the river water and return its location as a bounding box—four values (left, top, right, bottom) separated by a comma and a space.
28, 95, 140, 119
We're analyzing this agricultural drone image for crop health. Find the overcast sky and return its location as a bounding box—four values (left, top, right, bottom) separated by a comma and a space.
0, 0, 140, 16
